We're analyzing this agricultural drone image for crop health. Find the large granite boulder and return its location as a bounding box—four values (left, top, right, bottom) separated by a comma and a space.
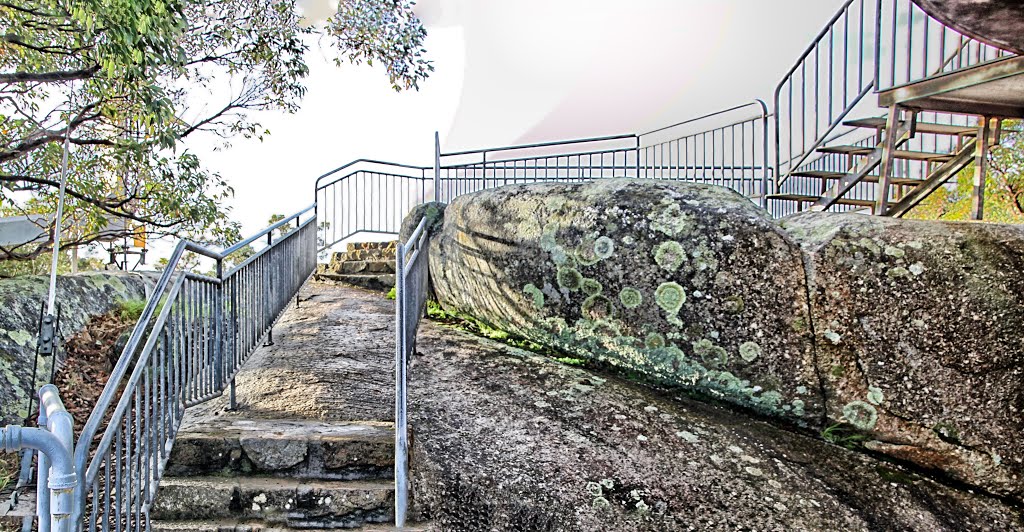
0, 272, 153, 423
782, 212, 1024, 502
399, 201, 446, 244
427, 179, 822, 425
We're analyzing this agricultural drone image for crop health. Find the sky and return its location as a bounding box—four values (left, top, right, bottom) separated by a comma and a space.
184, 0, 845, 241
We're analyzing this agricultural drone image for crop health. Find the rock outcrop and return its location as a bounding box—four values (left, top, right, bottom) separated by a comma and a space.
421, 179, 1024, 503
428, 179, 822, 425
782, 212, 1024, 502
0, 272, 152, 423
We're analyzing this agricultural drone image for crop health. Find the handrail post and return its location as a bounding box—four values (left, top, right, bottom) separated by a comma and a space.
263, 232, 275, 348
214, 257, 224, 390
394, 242, 408, 528
433, 131, 441, 202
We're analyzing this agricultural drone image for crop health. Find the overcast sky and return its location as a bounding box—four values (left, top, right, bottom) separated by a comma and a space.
184, 0, 844, 238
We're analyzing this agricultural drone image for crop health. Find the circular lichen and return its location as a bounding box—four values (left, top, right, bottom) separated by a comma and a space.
655, 282, 686, 315
582, 295, 614, 320
843, 401, 879, 430
693, 338, 728, 367
522, 283, 545, 309
867, 386, 885, 405
653, 241, 686, 272
593, 236, 615, 259
723, 295, 744, 314
738, 341, 761, 363
619, 287, 643, 308
582, 278, 603, 296
644, 332, 666, 349
557, 267, 583, 291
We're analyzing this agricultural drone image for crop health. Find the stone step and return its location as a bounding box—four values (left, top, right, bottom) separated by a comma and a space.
150, 476, 393, 528
313, 273, 395, 293
346, 241, 397, 253
165, 419, 394, 480
150, 520, 431, 532
327, 260, 396, 275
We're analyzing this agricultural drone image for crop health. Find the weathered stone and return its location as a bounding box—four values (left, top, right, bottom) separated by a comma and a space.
428, 179, 822, 424
782, 212, 1024, 502
399, 201, 447, 244
0, 272, 153, 423
240, 437, 309, 471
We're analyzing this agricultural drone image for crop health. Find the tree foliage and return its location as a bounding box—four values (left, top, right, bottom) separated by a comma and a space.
909, 120, 1024, 223
0, 0, 431, 260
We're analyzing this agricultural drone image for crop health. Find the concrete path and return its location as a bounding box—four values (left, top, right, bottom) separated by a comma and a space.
183, 282, 395, 426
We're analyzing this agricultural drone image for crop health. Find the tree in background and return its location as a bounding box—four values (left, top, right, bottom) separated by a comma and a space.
909, 120, 1024, 223
1, 0, 431, 260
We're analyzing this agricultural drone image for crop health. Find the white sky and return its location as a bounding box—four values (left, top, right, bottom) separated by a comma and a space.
184, 0, 844, 240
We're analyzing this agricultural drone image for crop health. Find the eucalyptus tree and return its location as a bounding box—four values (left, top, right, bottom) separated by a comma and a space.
0, 0, 431, 259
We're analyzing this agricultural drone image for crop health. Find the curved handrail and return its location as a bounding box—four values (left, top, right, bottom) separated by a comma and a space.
313, 159, 430, 189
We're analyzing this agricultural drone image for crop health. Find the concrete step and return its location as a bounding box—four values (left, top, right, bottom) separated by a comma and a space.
150, 476, 393, 528
150, 520, 431, 532
165, 419, 394, 480
313, 273, 395, 292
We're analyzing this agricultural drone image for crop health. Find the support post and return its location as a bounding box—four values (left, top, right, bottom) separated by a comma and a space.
433, 131, 441, 203
264, 232, 275, 347
214, 258, 224, 388
875, 105, 902, 214
971, 117, 993, 221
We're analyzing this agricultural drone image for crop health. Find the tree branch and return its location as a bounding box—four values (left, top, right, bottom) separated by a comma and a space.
0, 64, 100, 84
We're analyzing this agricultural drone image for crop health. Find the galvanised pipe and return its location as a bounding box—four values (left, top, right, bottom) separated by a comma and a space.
1, 424, 76, 532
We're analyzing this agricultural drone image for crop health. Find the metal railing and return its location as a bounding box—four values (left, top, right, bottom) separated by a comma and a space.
774, 0, 1014, 191
438, 101, 771, 205
67, 206, 317, 531
393, 217, 430, 528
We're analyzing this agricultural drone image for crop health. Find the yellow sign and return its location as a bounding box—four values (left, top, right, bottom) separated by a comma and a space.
132, 225, 146, 248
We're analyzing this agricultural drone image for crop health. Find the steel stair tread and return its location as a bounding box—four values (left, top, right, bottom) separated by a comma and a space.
149, 519, 430, 531
788, 170, 923, 186
767, 193, 875, 208
816, 145, 954, 162
843, 117, 979, 136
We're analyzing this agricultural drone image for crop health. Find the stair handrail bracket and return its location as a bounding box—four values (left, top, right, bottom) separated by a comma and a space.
394, 216, 430, 528
69, 205, 317, 531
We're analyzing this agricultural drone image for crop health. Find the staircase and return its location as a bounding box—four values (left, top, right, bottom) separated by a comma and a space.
149, 419, 399, 531
770, 112, 983, 216
315, 242, 397, 292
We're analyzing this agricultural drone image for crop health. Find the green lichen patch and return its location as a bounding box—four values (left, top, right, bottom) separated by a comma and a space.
644, 332, 666, 349
693, 339, 728, 368
619, 288, 642, 309
738, 341, 761, 363
648, 202, 694, 237
653, 241, 686, 272
557, 267, 583, 291
582, 278, 603, 296
582, 296, 615, 320
523, 284, 545, 310
842, 401, 879, 430
655, 282, 686, 316
723, 295, 744, 314
593, 236, 615, 260
866, 386, 884, 405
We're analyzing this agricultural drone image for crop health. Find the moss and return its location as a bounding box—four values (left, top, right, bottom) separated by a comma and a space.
932, 422, 961, 444
830, 365, 845, 378
738, 341, 761, 362
842, 401, 879, 430
618, 287, 642, 309
523, 284, 545, 309
581, 278, 602, 296
876, 465, 920, 485
653, 241, 686, 272
654, 282, 686, 315
556, 267, 583, 291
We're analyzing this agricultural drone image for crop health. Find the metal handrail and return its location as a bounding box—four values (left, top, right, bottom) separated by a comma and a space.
70, 205, 318, 530
393, 217, 429, 528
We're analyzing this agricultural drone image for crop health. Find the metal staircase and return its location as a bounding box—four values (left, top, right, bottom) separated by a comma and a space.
769, 0, 1024, 220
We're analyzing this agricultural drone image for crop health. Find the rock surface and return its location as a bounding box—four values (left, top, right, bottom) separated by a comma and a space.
399, 201, 447, 244
0, 272, 152, 423
427, 179, 822, 425
782, 212, 1024, 502
409, 320, 1024, 531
